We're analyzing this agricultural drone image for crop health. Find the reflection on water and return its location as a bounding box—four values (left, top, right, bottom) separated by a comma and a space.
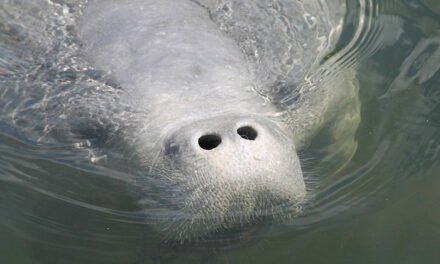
1, 0, 440, 263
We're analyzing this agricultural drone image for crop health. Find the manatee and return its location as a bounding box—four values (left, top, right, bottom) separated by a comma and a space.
0, 0, 359, 242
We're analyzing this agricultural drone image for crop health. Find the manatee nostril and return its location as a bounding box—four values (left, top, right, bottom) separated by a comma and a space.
198, 134, 222, 150
237, 126, 257, 140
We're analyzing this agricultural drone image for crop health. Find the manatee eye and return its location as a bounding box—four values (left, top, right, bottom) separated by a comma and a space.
237, 126, 257, 140
198, 134, 222, 150
165, 142, 180, 156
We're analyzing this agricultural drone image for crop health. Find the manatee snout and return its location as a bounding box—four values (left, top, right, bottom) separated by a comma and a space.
157, 115, 306, 240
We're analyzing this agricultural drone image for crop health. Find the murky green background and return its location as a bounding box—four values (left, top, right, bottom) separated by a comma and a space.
1, 0, 439, 263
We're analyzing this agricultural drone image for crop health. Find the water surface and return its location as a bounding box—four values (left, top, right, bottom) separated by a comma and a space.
1, 0, 440, 263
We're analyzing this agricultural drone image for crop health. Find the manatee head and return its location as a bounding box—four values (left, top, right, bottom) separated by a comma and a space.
141, 114, 305, 241
77, 0, 308, 242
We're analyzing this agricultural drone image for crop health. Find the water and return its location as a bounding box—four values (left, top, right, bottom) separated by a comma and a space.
1, 0, 440, 263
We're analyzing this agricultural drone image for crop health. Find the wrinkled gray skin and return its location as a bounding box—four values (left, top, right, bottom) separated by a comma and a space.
79, 0, 350, 240
0, 0, 357, 242
79, 0, 308, 240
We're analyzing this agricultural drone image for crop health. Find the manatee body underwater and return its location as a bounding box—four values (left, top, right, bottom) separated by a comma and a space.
0, 0, 360, 243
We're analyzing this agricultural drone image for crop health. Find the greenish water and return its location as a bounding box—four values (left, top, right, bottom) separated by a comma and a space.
1, 0, 440, 263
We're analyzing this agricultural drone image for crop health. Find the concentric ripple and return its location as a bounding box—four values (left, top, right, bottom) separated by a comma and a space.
1, 0, 440, 263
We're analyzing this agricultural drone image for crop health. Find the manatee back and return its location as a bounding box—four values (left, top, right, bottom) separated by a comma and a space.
79, 0, 267, 125
78, 0, 349, 141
